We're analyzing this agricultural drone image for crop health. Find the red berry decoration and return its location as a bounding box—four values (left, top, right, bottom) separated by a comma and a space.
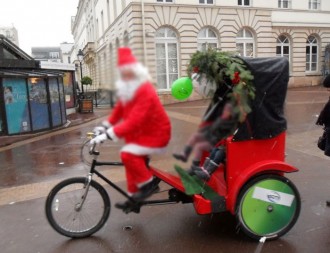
232, 71, 240, 85
193, 66, 199, 73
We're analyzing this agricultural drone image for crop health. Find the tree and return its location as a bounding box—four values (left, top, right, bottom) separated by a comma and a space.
81, 76, 92, 85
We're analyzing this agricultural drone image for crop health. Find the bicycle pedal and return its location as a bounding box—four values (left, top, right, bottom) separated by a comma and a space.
116, 201, 141, 214
123, 204, 140, 214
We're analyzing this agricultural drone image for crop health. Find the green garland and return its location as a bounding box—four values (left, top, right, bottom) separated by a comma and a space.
187, 48, 255, 122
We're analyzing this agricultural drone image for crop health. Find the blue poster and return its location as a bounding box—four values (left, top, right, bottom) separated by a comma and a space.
49, 78, 61, 127
59, 78, 67, 124
3, 78, 31, 134
28, 78, 50, 131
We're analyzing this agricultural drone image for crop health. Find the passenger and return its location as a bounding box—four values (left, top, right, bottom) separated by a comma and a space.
173, 102, 238, 180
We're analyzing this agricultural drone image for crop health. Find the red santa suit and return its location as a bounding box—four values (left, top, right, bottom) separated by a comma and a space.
106, 48, 171, 194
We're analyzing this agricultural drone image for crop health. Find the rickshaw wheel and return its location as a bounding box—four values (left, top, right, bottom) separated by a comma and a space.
236, 174, 300, 240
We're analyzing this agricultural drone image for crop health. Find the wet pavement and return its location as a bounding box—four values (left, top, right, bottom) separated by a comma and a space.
1, 86, 330, 252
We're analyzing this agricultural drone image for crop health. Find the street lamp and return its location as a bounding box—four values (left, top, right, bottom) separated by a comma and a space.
77, 49, 84, 94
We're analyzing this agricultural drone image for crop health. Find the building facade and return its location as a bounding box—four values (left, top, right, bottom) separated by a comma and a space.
31, 47, 62, 62
0, 26, 19, 46
60, 42, 74, 64
71, 0, 330, 104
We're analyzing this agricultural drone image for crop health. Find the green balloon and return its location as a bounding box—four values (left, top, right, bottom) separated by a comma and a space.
171, 77, 193, 100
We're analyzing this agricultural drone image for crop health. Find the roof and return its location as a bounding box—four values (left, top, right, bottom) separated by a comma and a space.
233, 57, 289, 141
0, 35, 33, 60
0, 68, 65, 77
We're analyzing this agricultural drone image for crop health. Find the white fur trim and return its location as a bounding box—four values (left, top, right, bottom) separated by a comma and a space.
121, 144, 167, 155
101, 120, 111, 129
127, 191, 134, 197
137, 177, 153, 188
106, 127, 119, 142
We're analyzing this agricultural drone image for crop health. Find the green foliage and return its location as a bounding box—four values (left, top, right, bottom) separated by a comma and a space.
175, 165, 219, 200
81, 76, 93, 85
187, 48, 255, 122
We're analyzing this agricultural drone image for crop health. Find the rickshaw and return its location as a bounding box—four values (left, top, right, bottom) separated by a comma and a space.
45, 57, 300, 241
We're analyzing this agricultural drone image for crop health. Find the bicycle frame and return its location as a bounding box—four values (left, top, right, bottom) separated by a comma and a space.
84, 146, 181, 208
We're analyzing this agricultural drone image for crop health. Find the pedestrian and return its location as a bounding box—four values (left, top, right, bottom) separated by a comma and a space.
90, 47, 171, 205
316, 74, 330, 156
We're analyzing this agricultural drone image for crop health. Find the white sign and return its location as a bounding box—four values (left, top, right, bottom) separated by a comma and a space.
252, 186, 295, 207
40, 61, 75, 71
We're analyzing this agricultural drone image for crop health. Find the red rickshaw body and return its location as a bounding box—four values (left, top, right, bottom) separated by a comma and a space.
151, 57, 299, 216
151, 131, 298, 215
224, 131, 298, 214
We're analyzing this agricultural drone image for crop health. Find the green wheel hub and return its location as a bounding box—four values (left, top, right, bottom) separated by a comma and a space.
237, 175, 300, 239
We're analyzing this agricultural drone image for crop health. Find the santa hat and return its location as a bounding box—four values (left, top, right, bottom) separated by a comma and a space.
118, 47, 137, 67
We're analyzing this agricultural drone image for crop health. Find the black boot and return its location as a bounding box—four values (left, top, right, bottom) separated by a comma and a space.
194, 160, 219, 181
132, 177, 160, 201
187, 160, 200, 175
173, 146, 192, 162
192, 158, 210, 175
115, 201, 141, 214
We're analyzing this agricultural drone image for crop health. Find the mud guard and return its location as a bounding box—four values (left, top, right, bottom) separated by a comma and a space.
226, 160, 299, 214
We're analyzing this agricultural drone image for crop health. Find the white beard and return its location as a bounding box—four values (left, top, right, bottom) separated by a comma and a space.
115, 79, 142, 103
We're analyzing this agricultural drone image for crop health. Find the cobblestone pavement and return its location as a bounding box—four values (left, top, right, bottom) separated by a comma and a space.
1, 86, 330, 253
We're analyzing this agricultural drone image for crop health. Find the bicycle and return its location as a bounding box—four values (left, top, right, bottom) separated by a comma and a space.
45, 133, 188, 238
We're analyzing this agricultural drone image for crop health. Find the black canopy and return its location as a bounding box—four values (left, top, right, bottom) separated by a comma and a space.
232, 57, 289, 141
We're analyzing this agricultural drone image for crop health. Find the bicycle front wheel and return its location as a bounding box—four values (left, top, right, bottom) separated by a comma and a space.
45, 177, 111, 238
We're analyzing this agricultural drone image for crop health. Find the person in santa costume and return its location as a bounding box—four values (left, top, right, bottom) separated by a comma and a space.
91, 47, 171, 205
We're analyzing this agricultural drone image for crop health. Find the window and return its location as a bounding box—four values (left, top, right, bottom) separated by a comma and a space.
276, 35, 290, 61
109, 43, 114, 84
199, 0, 214, 4
107, 0, 111, 25
49, 52, 60, 59
236, 28, 254, 57
197, 27, 218, 51
309, 0, 320, 10
238, 0, 250, 6
278, 0, 290, 8
123, 31, 129, 46
101, 11, 105, 34
96, 19, 99, 39
155, 27, 179, 90
115, 38, 120, 80
113, 0, 117, 18
306, 35, 318, 72
156, 0, 173, 2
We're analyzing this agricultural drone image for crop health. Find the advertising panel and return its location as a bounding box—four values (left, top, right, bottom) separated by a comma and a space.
3, 78, 31, 134
58, 78, 67, 123
28, 78, 50, 131
49, 78, 62, 127
63, 72, 74, 108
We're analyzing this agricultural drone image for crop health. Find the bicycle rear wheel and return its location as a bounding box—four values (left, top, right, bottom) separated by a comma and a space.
236, 174, 300, 240
45, 177, 110, 238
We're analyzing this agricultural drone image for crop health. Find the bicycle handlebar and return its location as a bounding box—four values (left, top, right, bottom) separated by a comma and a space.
87, 132, 100, 155
89, 143, 98, 155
